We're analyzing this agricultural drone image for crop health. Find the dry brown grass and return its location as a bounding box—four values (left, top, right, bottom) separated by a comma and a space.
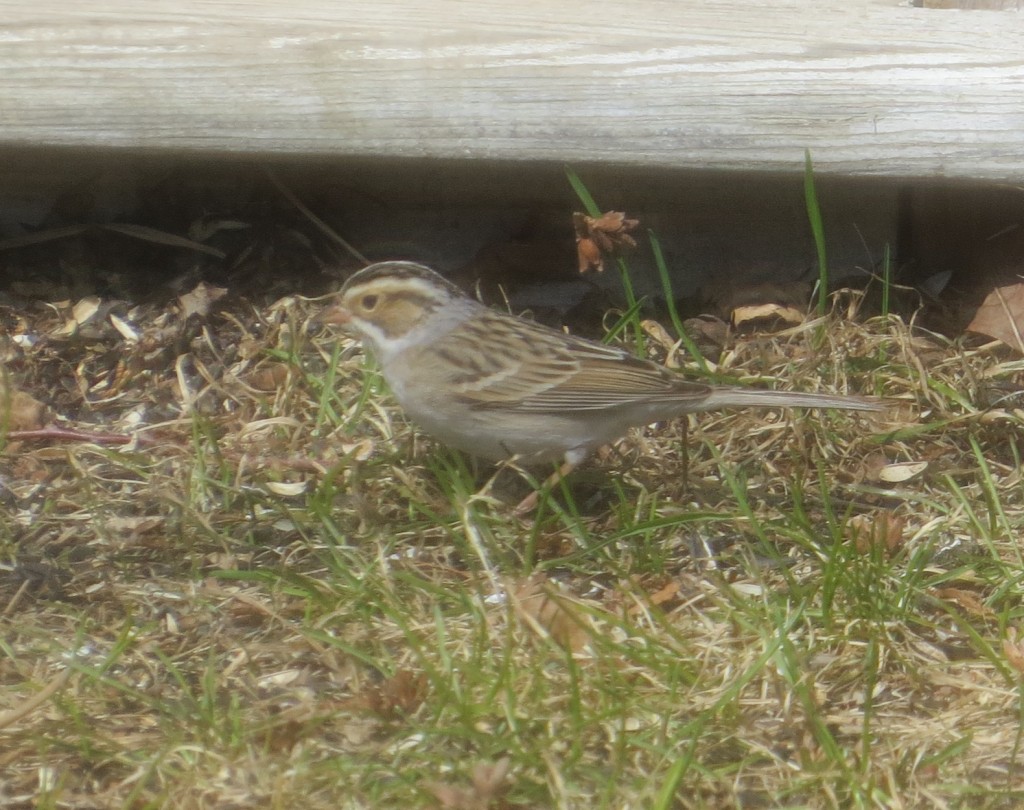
2, 286, 1024, 809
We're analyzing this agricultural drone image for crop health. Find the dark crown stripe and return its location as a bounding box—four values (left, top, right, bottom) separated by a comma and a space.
342, 261, 465, 299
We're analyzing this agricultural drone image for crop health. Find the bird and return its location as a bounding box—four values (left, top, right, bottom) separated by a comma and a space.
321, 261, 884, 511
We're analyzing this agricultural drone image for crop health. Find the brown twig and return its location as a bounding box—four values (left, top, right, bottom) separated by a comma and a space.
5, 427, 152, 446
0, 668, 74, 731
263, 167, 368, 265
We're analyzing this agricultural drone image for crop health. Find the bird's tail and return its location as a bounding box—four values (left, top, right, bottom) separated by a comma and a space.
699, 387, 885, 413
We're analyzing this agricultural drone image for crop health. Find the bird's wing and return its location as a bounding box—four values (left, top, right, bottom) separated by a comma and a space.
438, 313, 712, 413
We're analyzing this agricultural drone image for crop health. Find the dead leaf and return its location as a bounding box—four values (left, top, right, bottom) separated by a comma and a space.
647, 580, 681, 607
976, 380, 1024, 410
263, 717, 307, 754
965, 282, 1024, 353
423, 757, 512, 809
731, 302, 805, 332
624, 578, 682, 618
245, 362, 292, 392
1003, 627, 1024, 675
178, 281, 228, 320
509, 574, 593, 652
0, 377, 50, 431
343, 669, 428, 721
933, 587, 996, 619
573, 211, 639, 273
681, 315, 730, 362
709, 278, 812, 327
847, 512, 906, 555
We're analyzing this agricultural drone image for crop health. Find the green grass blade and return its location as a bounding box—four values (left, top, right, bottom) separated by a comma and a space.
804, 149, 829, 316
648, 229, 710, 374
565, 164, 602, 216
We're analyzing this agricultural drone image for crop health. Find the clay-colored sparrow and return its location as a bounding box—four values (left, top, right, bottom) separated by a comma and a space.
323, 261, 883, 498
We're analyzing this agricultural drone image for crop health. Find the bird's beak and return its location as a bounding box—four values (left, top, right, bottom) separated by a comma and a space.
319, 302, 352, 327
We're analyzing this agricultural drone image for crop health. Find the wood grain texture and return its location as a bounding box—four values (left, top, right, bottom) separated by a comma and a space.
2, 0, 1023, 179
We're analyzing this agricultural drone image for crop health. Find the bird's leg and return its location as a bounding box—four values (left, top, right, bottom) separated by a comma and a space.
471, 457, 509, 505
513, 457, 579, 516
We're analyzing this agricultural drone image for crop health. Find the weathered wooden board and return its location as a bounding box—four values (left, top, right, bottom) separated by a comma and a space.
2, 0, 1023, 180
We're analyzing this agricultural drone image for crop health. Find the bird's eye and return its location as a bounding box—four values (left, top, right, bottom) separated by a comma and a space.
361, 294, 379, 311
